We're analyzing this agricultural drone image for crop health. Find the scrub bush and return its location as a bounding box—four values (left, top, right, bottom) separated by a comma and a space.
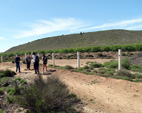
15, 75, 80, 113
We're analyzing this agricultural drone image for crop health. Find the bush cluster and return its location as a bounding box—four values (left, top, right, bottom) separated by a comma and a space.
2, 44, 142, 58
0, 109, 3, 113
15, 75, 80, 113
0, 70, 16, 78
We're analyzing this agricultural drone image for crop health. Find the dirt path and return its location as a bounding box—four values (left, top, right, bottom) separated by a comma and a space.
0, 61, 142, 113
52, 69, 142, 113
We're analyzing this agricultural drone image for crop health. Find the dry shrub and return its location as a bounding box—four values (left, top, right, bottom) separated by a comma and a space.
16, 75, 80, 113
0, 70, 16, 78
64, 65, 74, 70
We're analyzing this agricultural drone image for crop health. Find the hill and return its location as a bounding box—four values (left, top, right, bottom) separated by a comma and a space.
5, 29, 142, 53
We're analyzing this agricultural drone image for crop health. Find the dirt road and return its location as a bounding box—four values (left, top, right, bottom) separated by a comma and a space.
0, 60, 142, 113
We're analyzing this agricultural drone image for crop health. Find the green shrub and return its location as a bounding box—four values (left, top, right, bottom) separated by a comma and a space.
14, 77, 21, 81
103, 61, 118, 69
83, 65, 90, 69
113, 76, 132, 81
0, 77, 9, 82
85, 69, 92, 72
15, 75, 80, 113
122, 52, 127, 56
3, 44, 142, 57
48, 64, 54, 67
75, 67, 85, 72
86, 61, 93, 65
14, 78, 27, 84
0, 109, 3, 113
116, 69, 134, 79
69, 93, 77, 98
133, 73, 142, 79
90, 47, 102, 52
64, 65, 74, 70
98, 68, 115, 76
0, 70, 16, 77
20, 79, 27, 84
89, 62, 102, 68
129, 65, 142, 72
6, 96, 15, 104
133, 79, 142, 82
0, 87, 5, 92
6, 87, 16, 95
122, 57, 131, 69
0, 70, 5, 78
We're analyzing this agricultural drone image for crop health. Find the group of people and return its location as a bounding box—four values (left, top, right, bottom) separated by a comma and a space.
15, 52, 48, 74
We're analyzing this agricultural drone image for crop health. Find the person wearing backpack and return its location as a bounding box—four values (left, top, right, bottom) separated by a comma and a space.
32, 52, 39, 74
26, 55, 31, 70
42, 54, 48, 73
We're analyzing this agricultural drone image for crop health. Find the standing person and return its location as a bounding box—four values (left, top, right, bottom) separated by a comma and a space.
42, 54, 48, 73
26, 55, 31, 70
15, 55, 21, 73
32, 52, 39, 74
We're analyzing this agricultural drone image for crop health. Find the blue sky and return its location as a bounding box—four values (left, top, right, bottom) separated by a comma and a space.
0, 0, 142, 52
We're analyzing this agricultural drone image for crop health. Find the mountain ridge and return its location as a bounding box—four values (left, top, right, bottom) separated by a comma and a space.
6, 29, 142, 53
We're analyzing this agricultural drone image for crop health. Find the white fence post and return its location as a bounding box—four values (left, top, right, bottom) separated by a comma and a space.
1, 56, 3, 62
118, 49, 122, 71
52, 53, 55, 67
16, 54, 17, 57
25, 53, 27, 59
77, 52, 80, 68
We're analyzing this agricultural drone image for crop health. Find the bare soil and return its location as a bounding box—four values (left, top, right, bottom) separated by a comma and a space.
0, 59, 142, 113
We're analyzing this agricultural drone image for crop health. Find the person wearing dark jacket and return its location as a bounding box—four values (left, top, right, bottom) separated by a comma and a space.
32, 52, 39, 74
26, 55, 31, 70
15, 55, 21, 73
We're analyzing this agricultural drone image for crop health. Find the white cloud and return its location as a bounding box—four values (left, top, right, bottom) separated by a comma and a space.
13, 18, 142, 39
79, 18, 142, 31
14, 18, 88, 39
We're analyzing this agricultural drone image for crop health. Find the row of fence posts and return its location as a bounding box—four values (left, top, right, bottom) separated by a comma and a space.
0, 49, 122, 70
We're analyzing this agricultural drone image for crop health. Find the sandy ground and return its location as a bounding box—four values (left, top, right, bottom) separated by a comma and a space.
0, 59, 142, 113
46, 59, 112, 68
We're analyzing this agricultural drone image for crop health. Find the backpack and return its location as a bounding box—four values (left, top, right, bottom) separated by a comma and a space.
35, 55, 39, 63
28, 57, 31, 62
26, 57, 31, 63
43, 56, 47, 64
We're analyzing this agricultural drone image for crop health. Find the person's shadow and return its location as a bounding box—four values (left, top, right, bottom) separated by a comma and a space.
41, 69, 56, 75
48, 69, 56, 72
41, 73, 51, 75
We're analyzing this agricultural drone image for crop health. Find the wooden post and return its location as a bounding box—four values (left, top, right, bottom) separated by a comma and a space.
52, 53, 55, 67
118, 49, 121, 71
77, 52, 80, 68
1, 56, 3, 62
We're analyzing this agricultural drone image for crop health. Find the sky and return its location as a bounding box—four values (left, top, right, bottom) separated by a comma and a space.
0, 0, 142, 52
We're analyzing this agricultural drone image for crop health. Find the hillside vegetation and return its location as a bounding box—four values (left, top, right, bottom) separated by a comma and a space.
6, 29, 142, 53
